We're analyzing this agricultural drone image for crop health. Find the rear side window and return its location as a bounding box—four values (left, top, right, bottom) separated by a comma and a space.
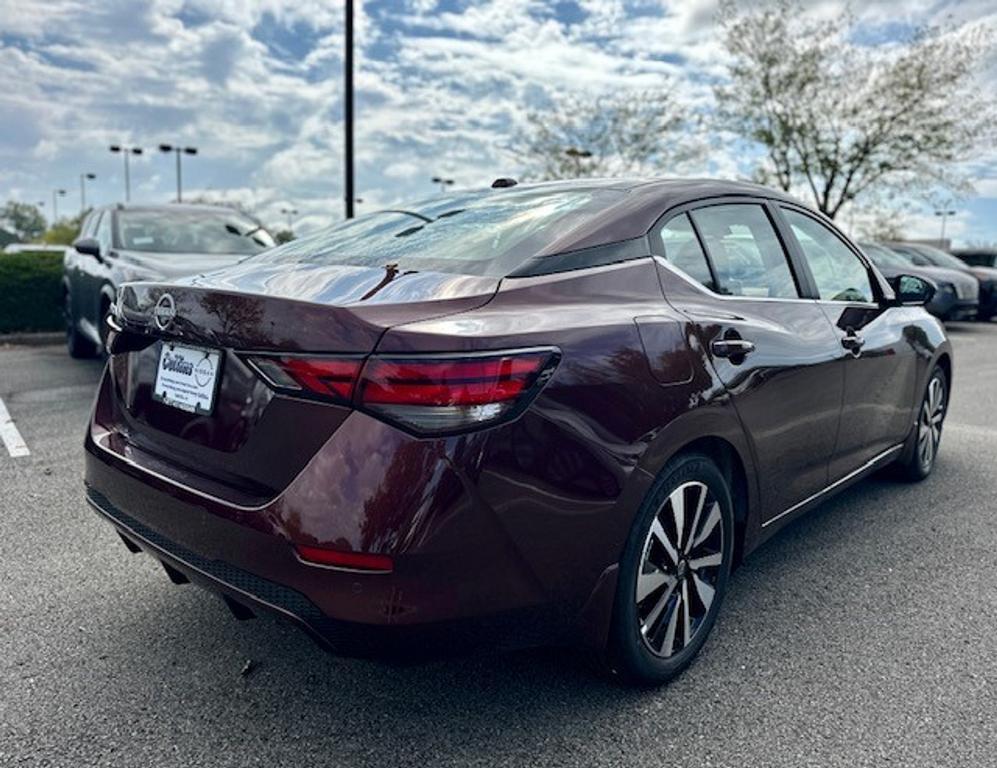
690, 204, 799, 299
656, 214, 715, 291
254, 189, 623, 278
783, 209, 873, 303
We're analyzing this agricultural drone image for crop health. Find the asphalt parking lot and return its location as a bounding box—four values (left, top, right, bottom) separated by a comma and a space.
2, 326, 997, 768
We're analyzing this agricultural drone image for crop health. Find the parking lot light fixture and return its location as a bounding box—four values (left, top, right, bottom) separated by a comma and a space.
79, 173, 96, 213
431, 176, 454, 193
565, 147, 593, 177
158, 144, 199, 203
109, 145, 143, 203
51, 189, 66, 221
280, 207, 299, 233
934, 208, 957, 246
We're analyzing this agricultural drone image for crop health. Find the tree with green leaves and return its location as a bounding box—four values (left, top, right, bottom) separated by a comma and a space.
515, 89, 702, 180
715, 0, 994, 219
1, 201, 47, 242
42, 212, 87, 245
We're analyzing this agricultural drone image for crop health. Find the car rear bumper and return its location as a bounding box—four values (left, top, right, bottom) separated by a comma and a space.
84, 365, 626, 655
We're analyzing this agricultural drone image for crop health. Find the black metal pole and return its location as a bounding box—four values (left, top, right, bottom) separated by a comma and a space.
175, 149, 182, 203
344, 0, 355, 219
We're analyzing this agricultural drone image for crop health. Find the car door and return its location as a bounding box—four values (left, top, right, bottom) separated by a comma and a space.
652, 200, 845, 523
778, 206, 918, 479
78, 211, 114, 338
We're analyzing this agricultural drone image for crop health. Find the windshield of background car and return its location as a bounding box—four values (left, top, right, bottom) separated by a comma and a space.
910, 244, 972, 271
861, 243, 911, 269
252, 188, 624, 277
116, 210, 275, 254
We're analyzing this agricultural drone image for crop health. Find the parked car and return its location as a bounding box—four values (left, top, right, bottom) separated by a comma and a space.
860, 242, 978, 321
952, 247, 997, 268
63, 204, 275, 357
887, 241, 997, 321
85, 179, 950, 685
3, 243, 70, 255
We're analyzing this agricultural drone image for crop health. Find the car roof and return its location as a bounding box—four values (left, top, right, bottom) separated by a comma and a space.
103, 203, 253, 215
477, 177, 807, 255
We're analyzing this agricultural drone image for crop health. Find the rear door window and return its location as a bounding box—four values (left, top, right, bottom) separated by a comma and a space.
689, 204, 799, 299
782, 209, 874, 303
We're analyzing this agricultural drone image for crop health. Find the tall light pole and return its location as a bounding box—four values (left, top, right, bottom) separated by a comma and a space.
431, 176, 454, 193
52, 189, 66, 221
79, 173, 96, 213
344, 0, 355, 219
565, 147, 592, 177
281, 207, 299, 233
109, 145, 143, 203
158, 144, 198, 203
935, 208, 956, 247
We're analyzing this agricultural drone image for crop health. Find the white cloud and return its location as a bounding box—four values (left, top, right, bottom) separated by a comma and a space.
0, 0, 993, 248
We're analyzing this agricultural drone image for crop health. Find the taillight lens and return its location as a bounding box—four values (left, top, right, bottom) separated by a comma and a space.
246, 355, 363, 404
245, 348, 559, 435
358, 349, 559, 434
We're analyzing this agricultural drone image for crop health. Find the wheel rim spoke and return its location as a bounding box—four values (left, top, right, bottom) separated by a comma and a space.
669, 487, 686, 551
658, 590, 680, 656
692, 501, 721, 550
636, 566, 671, 602
689, 552, 722, 570
680, 579, 692, 649
691, 572, 715, 613
642, 578, 677, 640
649, 517, 679, 567
684, 483, 707, 555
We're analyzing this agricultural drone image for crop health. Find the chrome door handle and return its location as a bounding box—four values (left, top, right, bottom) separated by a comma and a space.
711, 339, 756, 358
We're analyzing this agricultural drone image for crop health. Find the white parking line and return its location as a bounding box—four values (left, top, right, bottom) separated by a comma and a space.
0, 396, 30, 458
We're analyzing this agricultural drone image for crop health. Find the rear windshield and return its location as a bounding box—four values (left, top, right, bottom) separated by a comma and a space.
116, 209, 275, 255
253, 188, 623, 277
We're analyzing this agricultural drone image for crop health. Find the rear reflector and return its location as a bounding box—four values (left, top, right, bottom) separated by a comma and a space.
245, 347, 559, 435
294, 544, 394, 572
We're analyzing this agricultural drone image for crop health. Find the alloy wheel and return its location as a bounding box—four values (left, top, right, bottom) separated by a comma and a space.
635, 481, 725, 658
917, 375, 946, 471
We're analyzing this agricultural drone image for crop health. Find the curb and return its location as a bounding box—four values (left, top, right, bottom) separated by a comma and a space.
0, 331, 64, 347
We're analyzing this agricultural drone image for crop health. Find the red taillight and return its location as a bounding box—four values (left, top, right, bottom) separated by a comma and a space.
294, 544, 393, 572
246, 348, 559, 435
246, 355, 363, 403
357, 349, 558, 434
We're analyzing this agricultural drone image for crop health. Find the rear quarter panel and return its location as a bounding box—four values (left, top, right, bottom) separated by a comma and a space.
375, 259, 753, 629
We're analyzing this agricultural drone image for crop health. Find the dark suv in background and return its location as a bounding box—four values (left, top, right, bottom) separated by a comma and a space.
63, 204, 274, 357
887, 241, 997, 321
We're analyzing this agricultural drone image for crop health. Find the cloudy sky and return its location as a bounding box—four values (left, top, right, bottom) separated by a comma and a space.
1, 0, 995, 245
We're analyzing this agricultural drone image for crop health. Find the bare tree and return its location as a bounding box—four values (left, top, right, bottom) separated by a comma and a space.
715, 0, 994, 218
515, 89, 701, 180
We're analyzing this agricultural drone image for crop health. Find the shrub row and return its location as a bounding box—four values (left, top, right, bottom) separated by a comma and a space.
0, 252, 64, 334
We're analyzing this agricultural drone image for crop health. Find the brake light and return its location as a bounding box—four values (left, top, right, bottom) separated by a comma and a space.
357, 349, 558, 434
246, 355, 363, 404
245, 348, 559, 435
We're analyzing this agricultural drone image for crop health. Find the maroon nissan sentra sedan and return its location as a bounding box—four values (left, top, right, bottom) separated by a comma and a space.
85, 179, 950, 684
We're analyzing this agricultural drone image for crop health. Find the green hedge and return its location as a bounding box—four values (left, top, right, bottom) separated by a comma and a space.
0, 252, 64, 333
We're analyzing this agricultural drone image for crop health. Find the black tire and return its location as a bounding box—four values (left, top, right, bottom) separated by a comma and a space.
64, 290, 97, 359
607, 453, 734, 686
896, 365, 947, 482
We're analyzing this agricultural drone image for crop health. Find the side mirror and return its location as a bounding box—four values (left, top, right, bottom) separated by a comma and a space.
889, 274, 935, 306
74, 237, 102, 260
